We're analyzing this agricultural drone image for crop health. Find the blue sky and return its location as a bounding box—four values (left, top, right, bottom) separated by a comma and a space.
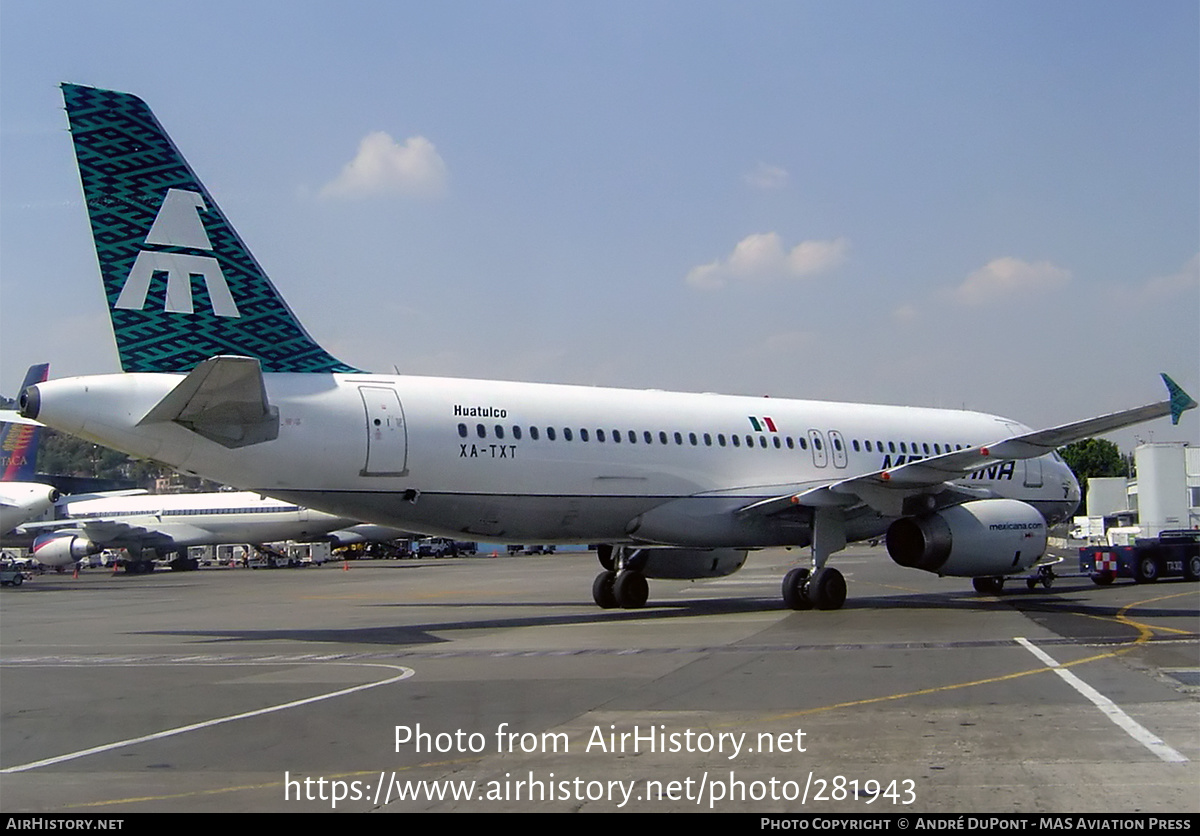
2, 1, 1196, 448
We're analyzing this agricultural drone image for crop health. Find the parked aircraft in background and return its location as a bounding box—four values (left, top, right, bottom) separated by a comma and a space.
22, 491, 358, 571
20, 85, 1197, 608
1, 364, 60, 534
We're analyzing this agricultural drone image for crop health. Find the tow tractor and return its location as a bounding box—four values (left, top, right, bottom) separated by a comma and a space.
1079, 529, 1200, 585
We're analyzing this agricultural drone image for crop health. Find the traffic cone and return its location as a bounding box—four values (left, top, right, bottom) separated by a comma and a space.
72, 565, 78, 579
343, 560, 349, 571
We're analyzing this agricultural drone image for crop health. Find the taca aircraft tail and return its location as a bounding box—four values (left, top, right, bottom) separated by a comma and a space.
62, 84, 359, 375
1, 364, 50, 480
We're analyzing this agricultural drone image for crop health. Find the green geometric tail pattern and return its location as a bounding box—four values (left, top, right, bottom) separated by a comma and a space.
62, 83, 360, 374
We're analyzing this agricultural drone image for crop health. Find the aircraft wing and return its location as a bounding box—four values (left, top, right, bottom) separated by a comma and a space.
740, 373, 1196, 519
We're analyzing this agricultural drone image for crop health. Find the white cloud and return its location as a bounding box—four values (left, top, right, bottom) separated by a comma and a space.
320, 131, 447, 199
743, 163, 789, 190
1142, 253, 1199, 298
686, 233, 848, 289
952, 257, 1070, 306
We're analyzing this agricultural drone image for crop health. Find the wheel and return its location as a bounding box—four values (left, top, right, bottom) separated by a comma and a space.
613, 570, 649, 609
11, 574, 22, 587
592, 571, 617, 609
1134, 555, 1159, 584
1041, 573, 1054, 589
808, 567, 846, 610
1090, 572, 1115, 586
1184, 555, 1200, 582
972, 576, 1004, 594
1026, 577, 1037, 590
781, 567, 812, 610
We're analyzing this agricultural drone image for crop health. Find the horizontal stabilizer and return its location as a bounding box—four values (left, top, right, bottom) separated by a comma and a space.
139, 356, 279, 448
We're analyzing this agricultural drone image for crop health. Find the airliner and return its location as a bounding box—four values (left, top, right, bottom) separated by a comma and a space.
18, 85, 1196, 609
21, 490, 360, 571
1, 364, 60, 534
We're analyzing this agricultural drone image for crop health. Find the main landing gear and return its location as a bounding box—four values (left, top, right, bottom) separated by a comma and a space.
781, 565, 847, 610
782, 507, 849, 611
592, 545, 650, 609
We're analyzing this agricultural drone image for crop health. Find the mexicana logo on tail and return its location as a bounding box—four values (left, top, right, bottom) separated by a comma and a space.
115, 189, 240, 317
62, 83, 359, 375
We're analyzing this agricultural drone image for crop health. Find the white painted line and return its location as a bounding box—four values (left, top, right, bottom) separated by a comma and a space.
1, 662, 414, 773
1014, 637, 1187, 764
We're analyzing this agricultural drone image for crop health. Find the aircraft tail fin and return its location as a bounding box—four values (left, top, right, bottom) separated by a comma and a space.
1, 364, 50, 481
61, 84, 360, 374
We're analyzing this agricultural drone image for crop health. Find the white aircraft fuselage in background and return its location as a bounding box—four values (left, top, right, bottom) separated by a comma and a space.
23, 489, 358, 568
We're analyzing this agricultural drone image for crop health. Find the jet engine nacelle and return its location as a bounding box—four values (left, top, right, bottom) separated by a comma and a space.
885, 499, 1047, 577
635, 547, 747, 579
31, 532, 101, 567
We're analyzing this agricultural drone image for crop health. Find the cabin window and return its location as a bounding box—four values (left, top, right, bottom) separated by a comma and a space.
718, 434, 727, 447
853, 439, 861, 452
596, 429, 605, 442
476, 424, 486, 439
659, 431, 668, 445
732, 435, 741, 447
644, 431, 653, 444
612, 430, 621, 443
580, 428, 589, 442
563, 428, 572, 441
547, 427, 556, 441
628, 430, 637, 444
704, 433, 713, 446
513, 426, 523, 440
785, 436, 794, 449
689, 432, 698, 446
495, 425, 505, 439
458, 423, 468, 438
899, 442, 907, 453
674, 432, 683, 445
798, 437, 808, 450
773, 436, 781, 449
530, 426, 540, 440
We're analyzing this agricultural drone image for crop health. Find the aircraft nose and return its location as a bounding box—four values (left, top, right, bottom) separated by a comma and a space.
18, 385, 40, 420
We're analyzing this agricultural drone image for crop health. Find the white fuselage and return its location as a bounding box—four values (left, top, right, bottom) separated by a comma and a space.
56, 491, 357, 549
29, 372, 1080, 547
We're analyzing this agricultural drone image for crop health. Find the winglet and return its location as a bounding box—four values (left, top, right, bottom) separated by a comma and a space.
1161, 374, 1197, 425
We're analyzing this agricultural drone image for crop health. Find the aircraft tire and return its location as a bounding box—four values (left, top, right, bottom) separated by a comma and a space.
781, 567, 812, 610
613, 570, 648, 609
808, 567, 846, 610
592, 571, 617, 609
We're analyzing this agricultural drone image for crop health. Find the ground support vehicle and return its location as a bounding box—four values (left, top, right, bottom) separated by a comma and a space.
1080, 530, 1200, 585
